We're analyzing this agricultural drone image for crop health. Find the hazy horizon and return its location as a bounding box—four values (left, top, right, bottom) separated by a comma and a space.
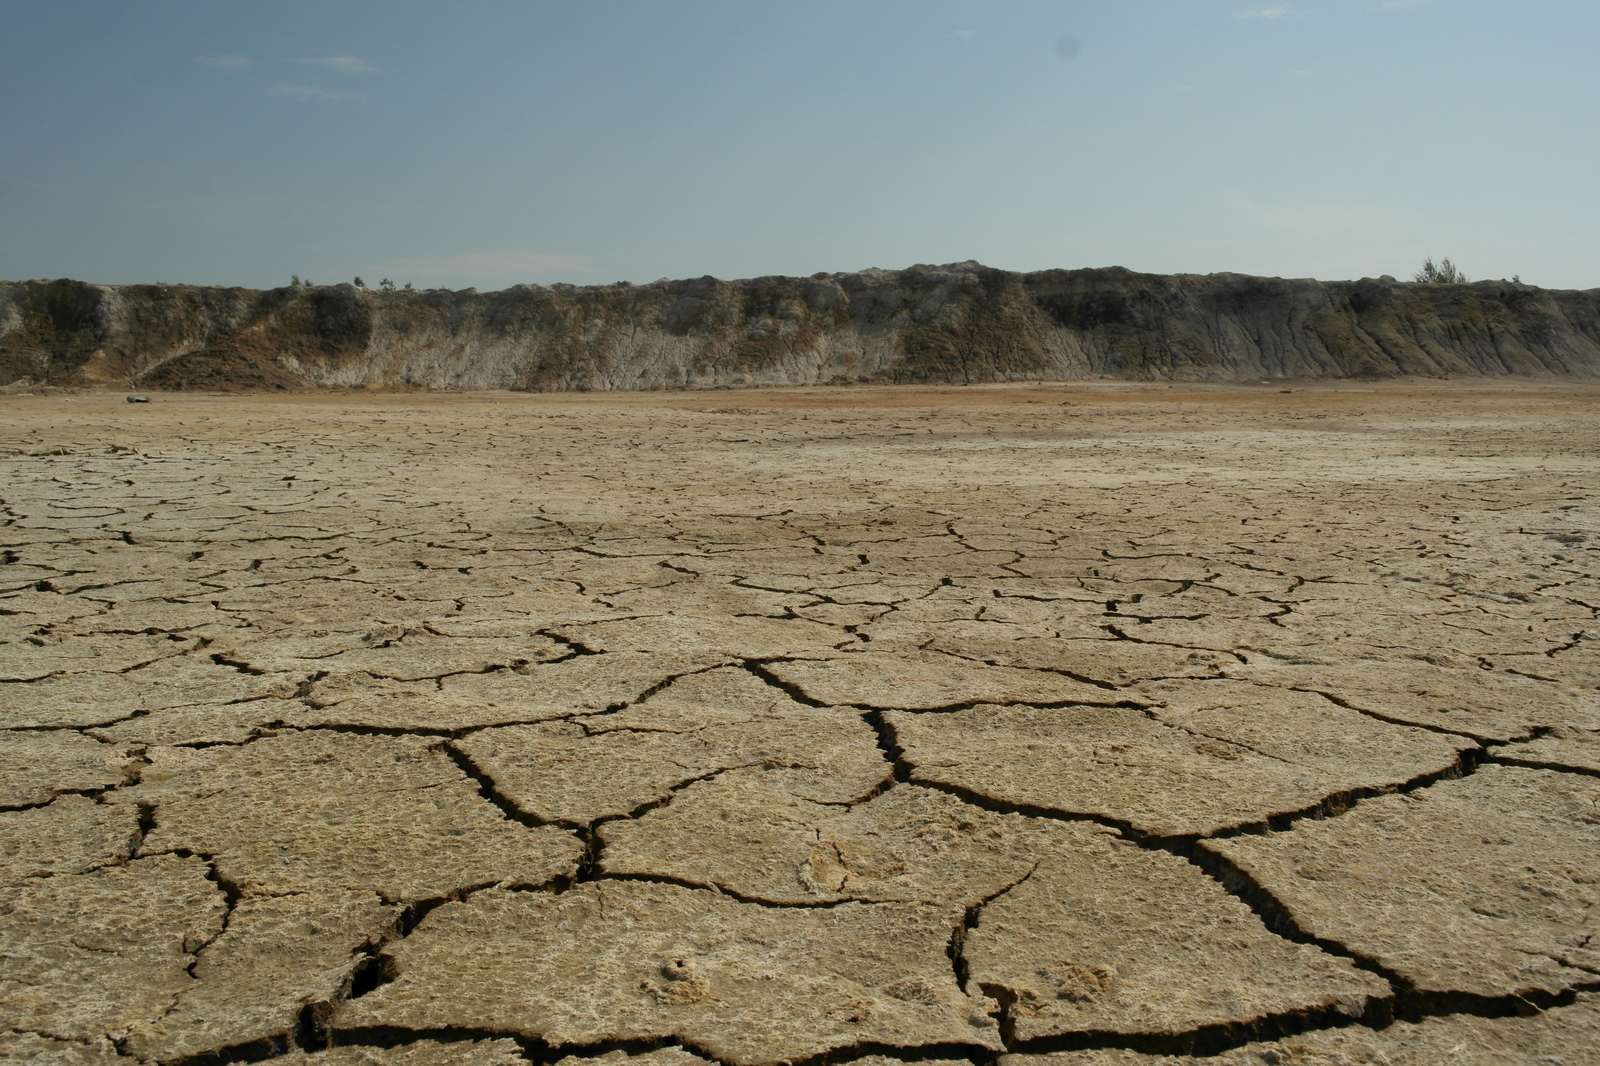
6, 260, 1581, 294
3, 1, 1594, 291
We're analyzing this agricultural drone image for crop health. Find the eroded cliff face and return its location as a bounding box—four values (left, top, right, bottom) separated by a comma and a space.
3, 262, 1598, 390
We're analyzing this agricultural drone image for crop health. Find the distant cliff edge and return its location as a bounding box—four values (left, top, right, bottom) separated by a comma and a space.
3, 262, 1598, 391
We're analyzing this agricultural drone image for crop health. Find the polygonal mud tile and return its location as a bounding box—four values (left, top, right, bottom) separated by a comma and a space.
862, 616, 1113, 653
926, 636, 1233, 687
0, 660, 294, 730
459, 667, 886, 824
0, 795, 140, 885
975, 597, 1113, 635
773, 577, 935, 605
963, 835, 1386, 1041
122, 890, 398, 1062
589, 663, 838, 724
272, 1041, 529, 1065
1146, 675, 1473, 771
1083, 556, 1221, 585
292, 652, 731, 732
326, 634, 572, 680
1104, 618, 1286, 655
0, 732, 137, 808
764, 652, 1130, 709
860, 550, 1020, 581
1226, 659, 1600, 742
601, 580, 818, 619
555, 1051, 711, 1066
792, 601, 893, 628
422, 617, 594, 639
128, 731, 580, 900
1539, 645, 1600, 689
58, 577, 220, 606
0, 854, 226, 1043
1250, 615, 1553, 665
88, 701, 298, 747
550, 614, 846, 658
216, 629, 568, 681
333, 881, 1002, 1066
451, 587, 626, 626
602, 776, 1068, 905
891, 680, 1471, 837
998, 992, 1600, 1065
1207, 765, 1600, 999
0, 1031, 129, 1065
205, 583, 460, 627
0, 589, 107, 629
0, 631, 201, 680
64, 597, 247, 637
1495, 725, 1600, 775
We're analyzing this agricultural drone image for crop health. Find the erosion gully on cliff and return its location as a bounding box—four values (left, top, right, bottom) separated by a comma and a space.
3, 261, 1599, 392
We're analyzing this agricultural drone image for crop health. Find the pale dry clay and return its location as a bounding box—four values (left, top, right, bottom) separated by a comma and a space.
1207, 765, 1600, 1000
885, 683, 1476, 837
125, 730, 582, 899
455, 667, 889, 824
999, 992, 1600, 1064
334, 880, 1004, 1063
0, 795, 141, 885
1, 383, 1599, 1065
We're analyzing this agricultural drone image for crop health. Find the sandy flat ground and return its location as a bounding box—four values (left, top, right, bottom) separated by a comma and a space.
2, 381, 1599, 1066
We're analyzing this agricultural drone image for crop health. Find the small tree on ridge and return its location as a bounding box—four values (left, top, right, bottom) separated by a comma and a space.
1415, 257, 1468, 283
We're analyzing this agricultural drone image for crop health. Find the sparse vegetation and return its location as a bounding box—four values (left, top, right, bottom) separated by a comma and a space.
1415, 257, 1468, 284
379, 278, 396, 292
353, 276, 366, 288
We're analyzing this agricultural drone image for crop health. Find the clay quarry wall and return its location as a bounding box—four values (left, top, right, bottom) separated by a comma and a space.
3, 261, 1598, 390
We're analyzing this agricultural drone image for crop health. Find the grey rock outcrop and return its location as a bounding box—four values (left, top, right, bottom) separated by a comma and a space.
3, 262, 1597, 390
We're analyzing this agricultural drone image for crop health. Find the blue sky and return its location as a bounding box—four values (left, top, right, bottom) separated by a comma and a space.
1, 1, 1594, 290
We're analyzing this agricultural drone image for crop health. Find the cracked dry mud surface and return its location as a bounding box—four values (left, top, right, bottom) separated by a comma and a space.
2, 381, 1600, 1066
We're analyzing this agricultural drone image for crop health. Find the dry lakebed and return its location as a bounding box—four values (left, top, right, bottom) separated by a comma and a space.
2, 381, 1598, 1066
